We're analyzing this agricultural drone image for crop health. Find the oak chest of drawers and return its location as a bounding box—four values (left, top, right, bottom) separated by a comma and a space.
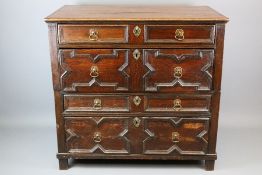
45, 5, 228, 170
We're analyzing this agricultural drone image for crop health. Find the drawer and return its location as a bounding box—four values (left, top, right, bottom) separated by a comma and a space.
143, 117, 209, 155
143, 49, 214, 92
58, 25, 128, 44
59, 49, 130, 92
145, 25, 215, 44
64, 94, 130, 112
144, 95, 211, 113
65, 117, 131, 154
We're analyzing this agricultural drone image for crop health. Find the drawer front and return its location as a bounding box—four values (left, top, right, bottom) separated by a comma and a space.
65, 117, 130, 154
143, 49, 214, 92
64, 95, 130, 112
144, 95, 211, 113
145, 25, 215, 44
59, 49, 130, 92
58, 25, 128, 44
143, 117, 209, 155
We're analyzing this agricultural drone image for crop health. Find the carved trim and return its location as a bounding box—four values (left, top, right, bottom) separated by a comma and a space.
67, 117, 130, 154
59, 49, 130, 92
143, 49, 214, 92
66, 129, 79, 142
143, 117, 209, 155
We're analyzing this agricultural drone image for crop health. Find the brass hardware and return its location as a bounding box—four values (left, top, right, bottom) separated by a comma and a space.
133, 49, 141, 60
174, 67, 183, 78
133, 26, 141, 37
133, 96, 141, 106
172, 132, 180, 143
90, 66, 99, 78
133, 117, 141, 127
89, 29, 99, 41
93, 98, 102, 110
175, 29, 184, 41
93, 132, 102, 143
173, 99, 182, 111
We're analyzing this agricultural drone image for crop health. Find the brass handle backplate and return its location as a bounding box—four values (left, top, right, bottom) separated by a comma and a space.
175, 29, 184, 41
93, 132, 102, 143
133, 117, 141, 127
89, 29, 99, 41
133, 49, 141, 60
93, 98, 102, 110
90, 65, 99, 78
133, 96, 142, 106
174, 67, 183, 78
133, 26, 141, 37
172, 132, 180, 143
173, 99, 182, 111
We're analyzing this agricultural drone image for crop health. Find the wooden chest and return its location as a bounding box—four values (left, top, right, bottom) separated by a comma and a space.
45, 5, 228, 170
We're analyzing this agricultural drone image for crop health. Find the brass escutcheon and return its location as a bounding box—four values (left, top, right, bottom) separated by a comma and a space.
89, 28, 99, 41
175, 29, 184, 41
133, 26, 141, 37
173, 99, 182, 111
133, 96, 141, 106
174, 67, 183, 78
172, 132, 180, 143
93, 132, 102, 143
133, 49, 141, 60
93, 98, 102, 110
133, 117, 141, 128
90, 65, 99, 78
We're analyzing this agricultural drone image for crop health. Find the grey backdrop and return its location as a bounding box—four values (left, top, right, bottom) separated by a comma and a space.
1, 0, 262, 174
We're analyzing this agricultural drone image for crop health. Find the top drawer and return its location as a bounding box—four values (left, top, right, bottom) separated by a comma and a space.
58, 25, 128, 44
145, 25, 215, 44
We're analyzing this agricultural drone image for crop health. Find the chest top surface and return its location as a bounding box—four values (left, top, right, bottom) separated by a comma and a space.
45, 5, 228, 22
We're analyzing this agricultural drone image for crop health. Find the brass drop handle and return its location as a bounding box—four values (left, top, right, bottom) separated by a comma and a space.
89, 29, 99, 41
175, 29, 184, 41
133, 117, 141, 128
90, 66, 99, 78
172, 132, 180, 143
133, 26, 141, 37
174, 67, 183, 78
93, 132, 102, 143
173, 99, 182, 111
93, 98, 102, 110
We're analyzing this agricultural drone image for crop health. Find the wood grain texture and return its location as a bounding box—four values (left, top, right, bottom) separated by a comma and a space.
45, 5, 228, 22
143, 49, 214, 92
58, 24, 128, 44
46, 5, 228, 171
59, 49, 130, 93
145, 25, 215, 44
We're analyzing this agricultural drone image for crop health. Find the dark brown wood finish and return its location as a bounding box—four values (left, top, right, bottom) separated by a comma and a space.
144, 94, 211, 113
46, 5, 228, 171
144, 25, 215, 44
59, 49, 130, 93
143, 49, 214, 92
58, 24, 128, 44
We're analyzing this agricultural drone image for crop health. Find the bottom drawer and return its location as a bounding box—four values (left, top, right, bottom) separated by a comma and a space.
143, 117, 209, 155
64, 116, 209, 155
65, 117, 131, 154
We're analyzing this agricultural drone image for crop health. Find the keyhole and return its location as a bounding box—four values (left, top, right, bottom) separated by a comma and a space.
133, 49, 141, 60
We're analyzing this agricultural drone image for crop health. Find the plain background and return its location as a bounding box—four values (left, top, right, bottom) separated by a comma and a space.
0, 0, 262, 174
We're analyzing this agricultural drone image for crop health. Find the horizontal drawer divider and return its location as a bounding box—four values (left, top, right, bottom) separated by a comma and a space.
62, 112, 211, 117
61, 91, 216, 96
58, 44, 216, 49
